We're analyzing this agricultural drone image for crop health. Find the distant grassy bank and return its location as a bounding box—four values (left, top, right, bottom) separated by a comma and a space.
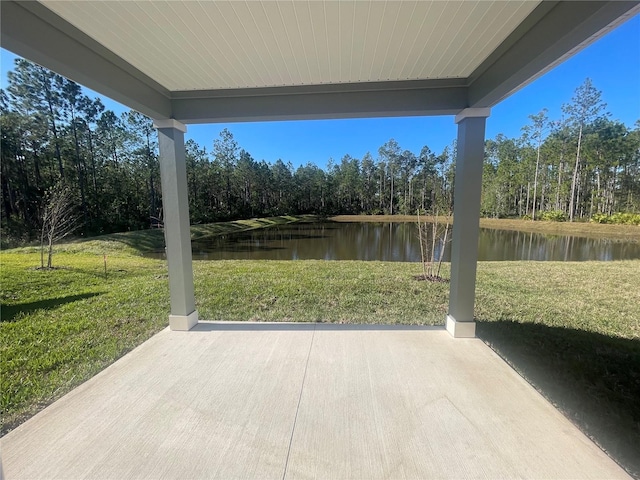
80, 214, 318, 255
1, 220, 639, 475
331, 215, 640, 241
480, 218, 640, 241
5, 214, 315, 257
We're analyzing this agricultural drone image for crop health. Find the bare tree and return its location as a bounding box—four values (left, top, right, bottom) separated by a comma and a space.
40, 182, 79, 268
416, 209, 451, 281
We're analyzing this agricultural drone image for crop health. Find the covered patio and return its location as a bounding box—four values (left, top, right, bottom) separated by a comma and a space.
1, 323, 630, 479
1, 1, 638, 478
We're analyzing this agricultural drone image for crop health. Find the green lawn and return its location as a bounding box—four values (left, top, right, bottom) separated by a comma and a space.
0, 252, 170, 433
1, 220, 639, 476
194, 260, 449, 324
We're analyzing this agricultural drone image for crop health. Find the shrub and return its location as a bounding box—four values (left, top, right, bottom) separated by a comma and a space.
590, 212, 640, 225
539, 210, 566, 222
591, 213, 609, 224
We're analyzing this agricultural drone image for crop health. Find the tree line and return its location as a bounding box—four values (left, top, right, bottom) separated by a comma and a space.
483, 80, 640, 222
1, 58, 639, 244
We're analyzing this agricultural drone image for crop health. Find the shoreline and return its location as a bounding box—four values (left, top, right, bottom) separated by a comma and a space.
329, 215, 640, 241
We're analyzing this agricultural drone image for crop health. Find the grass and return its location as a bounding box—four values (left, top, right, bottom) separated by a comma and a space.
473, 261, 640, 478
194, 260, 449, 324
1, 218, 639, 476
0, 252, 170, 434
331, 215, 640, 241
475, 261, 640, 337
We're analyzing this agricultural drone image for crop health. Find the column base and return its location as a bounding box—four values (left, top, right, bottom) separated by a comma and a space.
169, 310, 198, 331
446, 315, 476, 338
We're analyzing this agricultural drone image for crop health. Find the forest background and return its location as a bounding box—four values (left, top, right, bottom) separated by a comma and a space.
1, 58, 639, 246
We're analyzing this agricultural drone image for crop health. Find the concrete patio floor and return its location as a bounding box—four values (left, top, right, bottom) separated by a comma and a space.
1, 322, 630, 479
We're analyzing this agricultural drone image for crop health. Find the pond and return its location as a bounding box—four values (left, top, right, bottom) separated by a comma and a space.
161, 222, 640, 262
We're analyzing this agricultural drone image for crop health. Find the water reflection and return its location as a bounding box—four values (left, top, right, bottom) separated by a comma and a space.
148, 222, 640, 262
476, 229, 639, 261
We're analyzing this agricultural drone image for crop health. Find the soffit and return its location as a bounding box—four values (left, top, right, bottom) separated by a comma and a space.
39, 0, 540, 92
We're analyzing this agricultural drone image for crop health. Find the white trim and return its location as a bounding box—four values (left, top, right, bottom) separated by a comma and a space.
153, 119, 187, 133
446, 315, 476, 338
169, 310, 199, 331
455, 108, 491, 124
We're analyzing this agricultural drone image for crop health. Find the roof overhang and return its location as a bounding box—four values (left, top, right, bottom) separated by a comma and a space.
1, 1, 638, 123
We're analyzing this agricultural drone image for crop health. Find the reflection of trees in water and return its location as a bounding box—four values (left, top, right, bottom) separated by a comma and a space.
477, 228, 637, 261
564, 236, 571, 262
166, 223, 640, 262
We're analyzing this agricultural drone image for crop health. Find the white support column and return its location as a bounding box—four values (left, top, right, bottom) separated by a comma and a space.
154, 119, 198, 331
446, 108, 490, 338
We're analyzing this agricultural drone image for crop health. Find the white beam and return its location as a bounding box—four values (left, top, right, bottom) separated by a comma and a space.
155, 121, 198, 331
455, 108, 491, 124
170, 80, 468, 123
154, 119, 187, 133
446, 109, 490, 338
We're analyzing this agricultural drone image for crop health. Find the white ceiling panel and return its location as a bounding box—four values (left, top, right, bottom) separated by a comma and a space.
40, 0, 540, 92
4, 0, 636, 121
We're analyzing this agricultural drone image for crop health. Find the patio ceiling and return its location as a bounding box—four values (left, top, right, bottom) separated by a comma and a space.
39, 1, 540, 91
2, 1, 638, 123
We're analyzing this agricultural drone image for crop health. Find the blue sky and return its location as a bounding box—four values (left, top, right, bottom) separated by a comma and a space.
2, 14, 639, 169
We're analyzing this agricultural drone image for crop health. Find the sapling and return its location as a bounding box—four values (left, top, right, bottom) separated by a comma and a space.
39, 182, 80, 269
